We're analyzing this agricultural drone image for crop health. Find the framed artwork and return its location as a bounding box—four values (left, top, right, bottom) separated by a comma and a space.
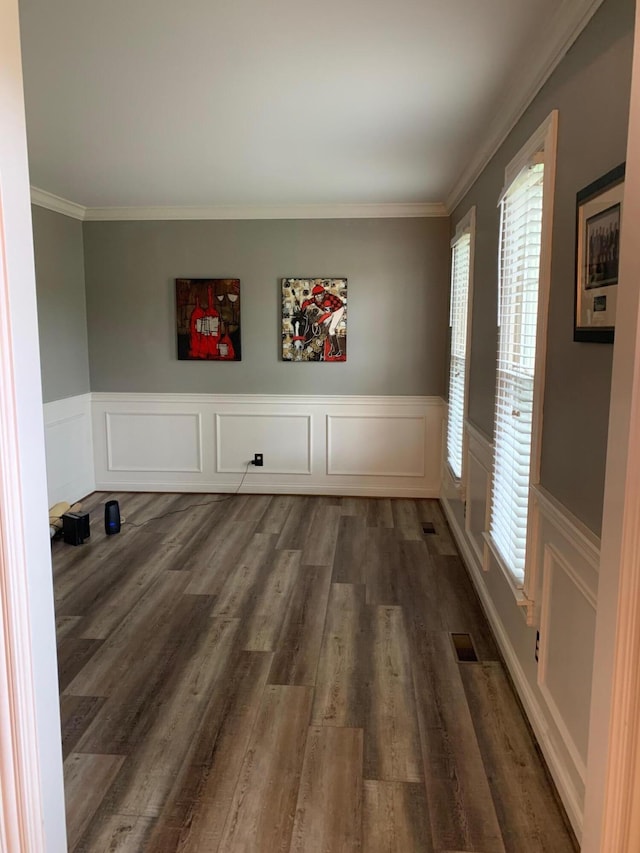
575, 163, 625, 343
176, 278, 241, 360
282, 278, 347, 362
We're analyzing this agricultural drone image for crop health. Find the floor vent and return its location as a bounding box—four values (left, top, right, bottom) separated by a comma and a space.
451, 633, 479, 662
422, 522, 436, 534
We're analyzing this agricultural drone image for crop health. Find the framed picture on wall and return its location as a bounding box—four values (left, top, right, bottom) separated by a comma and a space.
176, 278, 241, 360
281, 278, 347, 362
574, 163, 625, 343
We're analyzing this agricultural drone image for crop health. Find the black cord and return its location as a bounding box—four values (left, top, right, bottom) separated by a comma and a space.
122, 461, 253, 529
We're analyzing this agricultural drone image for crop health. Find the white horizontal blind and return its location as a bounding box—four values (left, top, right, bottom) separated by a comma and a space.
491, 161, 544, 583
446, 232, 471, 479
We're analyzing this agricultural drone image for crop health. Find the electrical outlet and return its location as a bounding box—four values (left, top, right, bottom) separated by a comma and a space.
535, 630, 540, 662
252, 453, 264, 467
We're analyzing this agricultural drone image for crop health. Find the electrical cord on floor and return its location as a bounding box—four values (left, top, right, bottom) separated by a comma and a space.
121, 461, 253, 529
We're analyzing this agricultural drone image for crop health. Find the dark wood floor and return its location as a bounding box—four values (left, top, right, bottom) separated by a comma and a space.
53, 492, 577, 853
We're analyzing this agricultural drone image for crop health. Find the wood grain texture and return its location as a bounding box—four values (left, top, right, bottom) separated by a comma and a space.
64, 571, 191, 698
184, 522, 264, 596
290, 726, 363, 853
56, 637, 105, 692
64, 753, 125, 850
243, 549, 300, 651
366, 498, 394, 528
75, 815, 155, 853
366, 606, 422, 783
363, 781, 433, 853
210, 532, 278, 616
365, 527, 402, 606
411, 630, 505, 852
391, 499, 423, 540
145, 650, 273, 853
311, 583, 368, 728
417, 499, 458, 555
332, 515, 368, 584
217, 685, 313, 853
433, 554, 500, 661
397, 540, 446, 633
59, 694, 105, 759
301, 503, 342, 566
461, 662, 579, 852
256, 494, 294, 534
52, 492, 576, 853
84, 615, 241, 811
268, 564, 332, 686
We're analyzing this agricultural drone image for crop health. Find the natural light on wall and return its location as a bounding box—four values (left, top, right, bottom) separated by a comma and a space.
488, 111, 557, 588
446, 219, 473, 481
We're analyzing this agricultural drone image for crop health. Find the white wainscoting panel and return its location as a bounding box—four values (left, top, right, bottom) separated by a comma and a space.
106, 412, 202, 473
91, 393, 444, 496
43, 393, 95, 506
537, 543, 596, 784
327, 415, 425, 477
216, 413, 311, 474
464, 422, 493, 566
441, 423, 600, 842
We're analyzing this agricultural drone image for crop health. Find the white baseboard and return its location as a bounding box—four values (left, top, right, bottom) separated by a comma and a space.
91, 392, 445, 498
92, 480, 441, 498
43, 393, 95, 506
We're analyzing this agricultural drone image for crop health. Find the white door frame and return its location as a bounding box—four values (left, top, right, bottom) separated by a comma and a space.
582, 1, 640, 849
0, 0, 67, 849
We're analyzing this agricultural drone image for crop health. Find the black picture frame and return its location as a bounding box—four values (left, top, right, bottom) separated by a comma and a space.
574, 163, 625, 343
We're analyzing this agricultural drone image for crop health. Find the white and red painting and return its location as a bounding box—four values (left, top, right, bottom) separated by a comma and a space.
282, 278, 347, 362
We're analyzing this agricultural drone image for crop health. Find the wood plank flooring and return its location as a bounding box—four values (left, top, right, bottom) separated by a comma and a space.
53, 492, 577, 852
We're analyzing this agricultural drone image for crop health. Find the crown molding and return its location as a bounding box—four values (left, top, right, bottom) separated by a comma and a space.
28, 193, 447, 221
445, 0, 606, 213
81, 201, 447, 221
29, 187, 87, 220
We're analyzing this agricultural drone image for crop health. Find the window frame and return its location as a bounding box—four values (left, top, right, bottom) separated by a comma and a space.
485, 111, 558, 608
446, 206, 476, 491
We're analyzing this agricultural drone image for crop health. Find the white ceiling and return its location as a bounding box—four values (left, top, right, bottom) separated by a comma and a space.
18, 0, 592, 211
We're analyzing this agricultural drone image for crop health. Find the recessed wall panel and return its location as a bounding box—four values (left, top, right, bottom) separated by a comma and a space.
106, 412, 202, 472
539, 546, 596, 773
216, 413, 311, 474
327, 415, 425, 477
467, 451, 489, 560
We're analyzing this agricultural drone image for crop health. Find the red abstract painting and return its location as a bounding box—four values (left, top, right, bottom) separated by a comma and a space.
176, 279, 241, 361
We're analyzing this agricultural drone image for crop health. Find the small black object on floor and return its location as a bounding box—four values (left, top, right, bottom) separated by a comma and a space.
62, 511, 90, 546
105, 500, 121, 535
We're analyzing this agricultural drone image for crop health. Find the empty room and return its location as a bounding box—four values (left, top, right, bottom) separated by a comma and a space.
3, 0, 640, 850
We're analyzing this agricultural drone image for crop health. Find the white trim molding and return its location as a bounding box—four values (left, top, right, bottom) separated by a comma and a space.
91, 392, 444, 498
446, 0, 605, 212
83, 201, 448, 221
1, 5, 68, 841
29, 187, 86, 221
30, 191, 448, 221
43, 393, 95, 505
583, 3, 640, 848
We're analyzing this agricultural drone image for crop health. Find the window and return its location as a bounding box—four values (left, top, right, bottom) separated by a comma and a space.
446, 208, 475, 481
488, 112, 558, 588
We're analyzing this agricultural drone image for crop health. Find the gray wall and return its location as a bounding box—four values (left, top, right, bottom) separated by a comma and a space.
83, 217, 450, 397
453, 0, 635, 534
32, 205, 90, 403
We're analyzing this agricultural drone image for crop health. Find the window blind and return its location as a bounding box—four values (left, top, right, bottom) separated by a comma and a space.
446, 232, 471, 480
490, 161, 544, 583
